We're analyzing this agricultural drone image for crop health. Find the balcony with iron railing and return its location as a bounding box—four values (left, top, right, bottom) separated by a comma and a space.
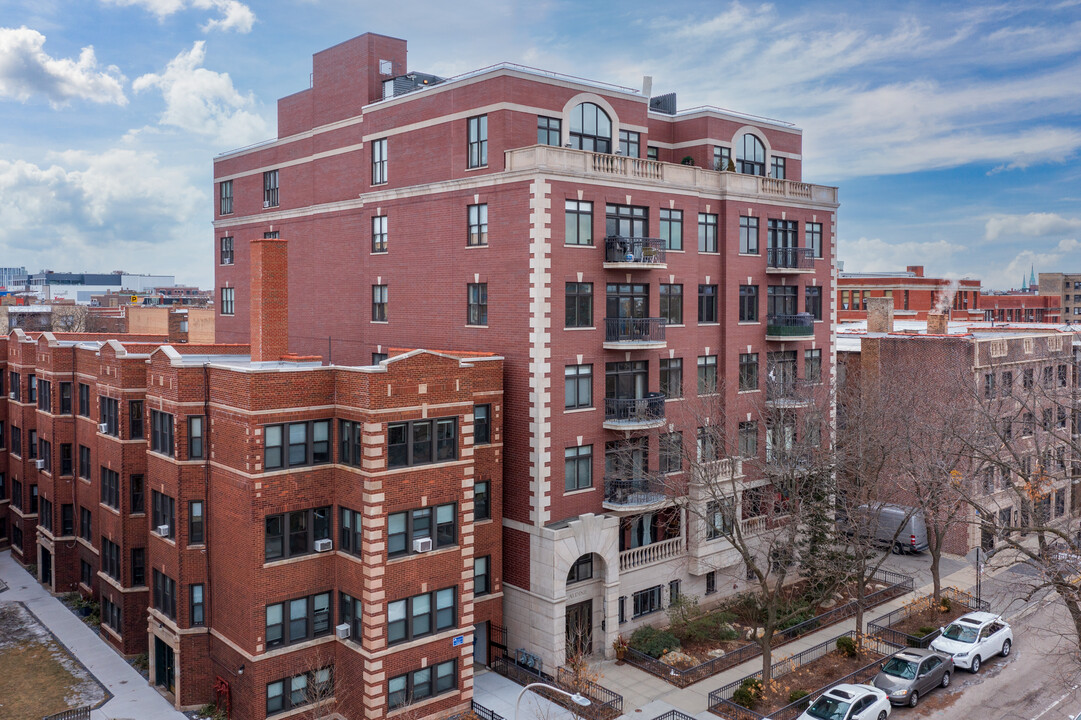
603, 392, 666, 430
504, 146, 839, 207
602, 476, 669, 512
765, 313, 815, 341
604, 237, 667, 269
765, 379, 816, 408
604, 317, 666, 349
766, 247, 816, 273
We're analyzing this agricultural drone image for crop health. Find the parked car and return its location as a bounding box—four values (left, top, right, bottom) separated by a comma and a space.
796, 683, 891, 720
838, 504, 929, 554
872, 648, 953, 707
929, 611, 1012, 673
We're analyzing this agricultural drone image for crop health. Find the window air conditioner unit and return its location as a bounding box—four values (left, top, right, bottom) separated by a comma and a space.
314, 538, 333, 553
263, 200, 271, 208
335, 623, 350, 639
156, 524, 170, 536
413, 537, 433, 553
98, 422, 109, 433
35, 459, 46, 470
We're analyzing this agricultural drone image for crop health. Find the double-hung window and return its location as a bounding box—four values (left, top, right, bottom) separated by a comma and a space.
740, 285, 759, 322
219, 180, 233, 215
618, 130, 640, 157
152, 491, 175, 538
372, 285, 388, 321
100, 397, 119, 436
473, 404, 491, 445
387, 418, 457, 468
632, 586, 663, 617
538, 116, 561, 146
659, 209, 683, 250
60, 382, 72, 414
371, 216, 388, 253
805, 222, 822, 258
101, 537, 121, 579
129, 400, 143, 438
565, 364, 592, 409
130, 475, 145, 514
339, 507, 363, 555
770, 156, 786, 179
266, 592, 332, 648
188, 416, 204, 459
713, 145, 731, 171
78, 383, 89, 415
220, 287, 235, 315
388, 588, 456, 644
698, 284, 718, 323
37, 379, 51, 412
660, 284, 683, 325
805, 286, 822, 320
660, 358, 682, 398
191, 584, 205, 626
371, 139, 387, 185
101, 467, 120, 509
698, 213, 718, 253
338, 420, 363, 467
467, 203, 488, 246
264, 420, 331, 470
738, 421, 758, 457
467, 283, 488, 325
739, 216, 759, 254
263, 169, 279, 207
565, 200, 593, 245
189, 501, 204, 545
150, 410, 174, 456
475, 481, 491, 520
387, 503, 457, 557
220, 236, 234, 264
264, 507, 331, 561
660, 432, 683, 473
152, 569, 177, 619
474, 555, 491, 595
739, 353, 759, 391
805, 349, 822, 384
467, 115, 488, 168
565, 445, 592, 491
388, 660, 457, 710
706, 500, 734, 539
698, 355, 718, 394
565, 282, 593, 328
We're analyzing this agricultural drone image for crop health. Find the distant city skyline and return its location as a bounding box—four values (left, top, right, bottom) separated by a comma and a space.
1, 0, 1078, 289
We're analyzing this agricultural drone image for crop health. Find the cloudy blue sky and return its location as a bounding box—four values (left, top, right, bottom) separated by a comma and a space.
1, 0, 1079, 289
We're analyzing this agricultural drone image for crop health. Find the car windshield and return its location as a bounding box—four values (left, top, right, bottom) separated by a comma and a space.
807, 696, 851, 720
941, 623, 978, 643
881, 658, 918, 679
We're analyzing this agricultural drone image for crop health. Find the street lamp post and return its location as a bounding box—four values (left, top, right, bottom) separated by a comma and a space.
515, 682, 591, 719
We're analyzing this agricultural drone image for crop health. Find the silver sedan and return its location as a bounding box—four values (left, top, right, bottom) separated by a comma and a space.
872, 649, 953, 707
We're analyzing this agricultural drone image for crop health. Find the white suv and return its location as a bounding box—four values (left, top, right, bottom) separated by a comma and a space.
929, 611, 1012, 673
797, 683, 891, 720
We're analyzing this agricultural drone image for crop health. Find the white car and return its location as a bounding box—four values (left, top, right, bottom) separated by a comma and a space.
929, 611, 1013, 673
797, 683, 891, 720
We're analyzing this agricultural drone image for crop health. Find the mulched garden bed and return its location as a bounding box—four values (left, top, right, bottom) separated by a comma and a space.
887, 603, 964, 638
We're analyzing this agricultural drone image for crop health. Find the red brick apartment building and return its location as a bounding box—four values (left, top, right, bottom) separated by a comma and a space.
837, 266, 982, 323
839, 300, 1080, 555
980, 291, 1061, 323
212, 33, 839, 671
0, 244, 505, 719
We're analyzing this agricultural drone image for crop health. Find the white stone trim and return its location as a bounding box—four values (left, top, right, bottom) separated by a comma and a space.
528, 177, 553, 526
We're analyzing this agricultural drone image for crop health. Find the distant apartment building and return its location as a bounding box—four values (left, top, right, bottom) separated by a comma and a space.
839, 301, 1080, 554
0, 266, 27, 289
981, 291, 1061, 323
212, 32, 839, 674
0, 242, 504, 720
25, 271, 176, 304
837, 266, 981, 322
1039, 272, 1081, 320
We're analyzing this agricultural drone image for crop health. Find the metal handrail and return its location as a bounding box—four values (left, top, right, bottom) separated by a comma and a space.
603, 476, 666, 505
766, 247, 815, 269
767, 313, 814, 328
603, 393, 665, 422
604, 236, 668, 264
604, 317, 666, 343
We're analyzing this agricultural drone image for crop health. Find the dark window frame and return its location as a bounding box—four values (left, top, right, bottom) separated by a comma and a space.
565, 282, 593, 328
467, 115, 488, 168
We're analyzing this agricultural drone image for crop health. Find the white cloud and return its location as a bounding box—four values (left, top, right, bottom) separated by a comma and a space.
101, 0, 255, 33
133, 41, 269, 147
0, 148, 206, 282
0, 26, 126, 107
837, 237, 966, 274
984, 212, 1081, 240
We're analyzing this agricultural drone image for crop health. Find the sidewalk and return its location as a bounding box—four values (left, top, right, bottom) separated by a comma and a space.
0, 551, 186, 720
581, 560, 991, 719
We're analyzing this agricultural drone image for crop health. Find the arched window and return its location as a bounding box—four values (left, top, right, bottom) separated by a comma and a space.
736, 133, 766, 176
569, 103, 612, 153
567, 554, 594, 584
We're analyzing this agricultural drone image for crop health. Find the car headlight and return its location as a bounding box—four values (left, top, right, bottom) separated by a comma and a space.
955, 652, 969, 658
892, 689, 908, 696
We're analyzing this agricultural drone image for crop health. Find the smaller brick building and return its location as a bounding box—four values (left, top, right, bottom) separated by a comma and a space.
0, 241, 504, 720
838, 266, 982, 323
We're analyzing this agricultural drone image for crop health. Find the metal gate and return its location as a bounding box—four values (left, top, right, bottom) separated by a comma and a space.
490, 623, 509, 661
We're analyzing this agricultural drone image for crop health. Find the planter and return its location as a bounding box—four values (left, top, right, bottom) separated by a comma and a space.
868, 586, 990, 648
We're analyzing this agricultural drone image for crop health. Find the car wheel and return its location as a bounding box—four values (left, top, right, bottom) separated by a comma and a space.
970, 655, 981, 673
909, 691, 919, 708
877, 712, 887, 720
1001, 639, 1011, 657
941, 670, 951, 687
893, 543, 904, 555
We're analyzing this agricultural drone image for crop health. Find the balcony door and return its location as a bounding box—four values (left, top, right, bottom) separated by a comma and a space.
766, 351, 798, 395
606, 438, 648, 480
767, 286, 798, 317
607, 284, 649, 320
606, 361, 647, 401
606, 204, 648, 238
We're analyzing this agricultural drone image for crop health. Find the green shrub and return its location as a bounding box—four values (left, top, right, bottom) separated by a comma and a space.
629, 626, 681, 659
789, 689, 811, 709
133, 653, 149, 672
836, 636, 858, 657
680, 156, 695, 166
196, 704, 228, 720
732, 678, 764, 709
667, 594, 702, 630
917, 626, 938, 637
717, 622, 739, 642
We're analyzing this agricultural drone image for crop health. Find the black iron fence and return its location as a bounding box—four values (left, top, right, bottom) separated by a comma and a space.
708, 631, 901, 720
603, 476, 667, 506
605, 317, 666, 344
491, 657, 624, 719
605, 236, 667, 264
448, 700, 506, 720
766, 247, 815, 270
43, 708, 91, 720
604, 393, 665, 424
652, 711, 697, 720
623, 567, 912, 688
765, 313, 815, 337
868, 586, 990, 648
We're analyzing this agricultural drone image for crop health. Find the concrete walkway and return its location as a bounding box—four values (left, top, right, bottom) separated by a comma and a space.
0, 551, 186, 720
476, 558, 1007, 720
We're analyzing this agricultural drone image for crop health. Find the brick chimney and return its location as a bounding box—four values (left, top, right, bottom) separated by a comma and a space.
167, 310, 189, 344
926, 313, 948, 335
866, 296, 894, 333
907, 265, 925, 277
250, 237, 288, 362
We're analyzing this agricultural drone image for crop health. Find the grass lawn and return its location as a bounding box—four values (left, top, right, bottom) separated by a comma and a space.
0, 603, 105, 720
